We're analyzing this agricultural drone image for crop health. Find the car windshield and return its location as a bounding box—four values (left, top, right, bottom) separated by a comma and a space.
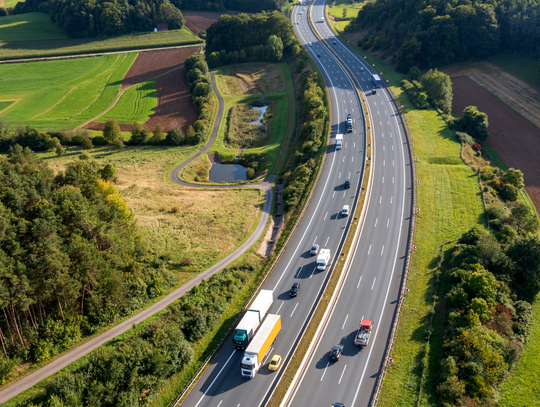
270, 360, 277, 365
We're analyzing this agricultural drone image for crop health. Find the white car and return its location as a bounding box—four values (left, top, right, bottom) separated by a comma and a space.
341, 205, 350, 217
309, 43, 313, 47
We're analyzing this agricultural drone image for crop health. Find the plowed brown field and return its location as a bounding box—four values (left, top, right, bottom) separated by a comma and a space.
453, 75, 540, 212
183, 11, 224, 35
122, 46, 201, 89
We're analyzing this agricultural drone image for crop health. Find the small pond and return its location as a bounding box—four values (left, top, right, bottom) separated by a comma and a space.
208, 163, 247, 183
249, 105, 268, 126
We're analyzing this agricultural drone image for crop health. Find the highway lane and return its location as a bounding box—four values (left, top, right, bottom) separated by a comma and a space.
286, 1, 413, 407
180, 8, 367, 407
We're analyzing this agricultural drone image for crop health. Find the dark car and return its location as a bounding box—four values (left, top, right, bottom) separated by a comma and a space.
347, 113, 352, 121
344, 177, 351, 189
289, 282, 300, 297
329, 345, 343, 361
317, 53, 321, 57
332, 404, 346, 407
371, 89, 377, 95
309, 244, 320, 256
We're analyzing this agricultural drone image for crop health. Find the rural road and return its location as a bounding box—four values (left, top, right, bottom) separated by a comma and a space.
0, 71, 275, 405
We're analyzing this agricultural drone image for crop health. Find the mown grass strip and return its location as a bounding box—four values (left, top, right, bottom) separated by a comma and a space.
0, 27, 203, 61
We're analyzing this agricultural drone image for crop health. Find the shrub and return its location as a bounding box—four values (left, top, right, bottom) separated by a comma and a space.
500, 184, 518, 202
485, 205, 507, 221
455, 131, 473, 145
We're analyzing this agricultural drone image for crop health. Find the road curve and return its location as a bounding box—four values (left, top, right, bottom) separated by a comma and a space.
0, 70, 275, 405
284, 2, 413, 407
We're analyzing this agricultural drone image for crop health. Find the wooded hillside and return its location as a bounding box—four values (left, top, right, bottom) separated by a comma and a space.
0, 147, 174, 381
349, 0, 540, 71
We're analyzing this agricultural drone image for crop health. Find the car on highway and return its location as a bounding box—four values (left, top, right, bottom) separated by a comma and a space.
371, 89, 377, 95
269, 355, 282, 371
310, 244, 320, 255
360, 66, 364, 72
309, 43, 313, 47
341, 205, 350, 217
317, 53, 321, 57
347, 113, 352, 121
329, 345, 343, 361
289, 282, 300, 297
344, 177, 351, 189
332, 404, 345, 407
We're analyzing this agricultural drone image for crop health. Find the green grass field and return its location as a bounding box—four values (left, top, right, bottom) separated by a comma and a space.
327, 0, 364, 20
0, 0, 22, 9
0, 12, 68, 41
0, 53, 138, 130
213, 62, 295, 175
98, 79, 157, 124
0, 14, 202, 61
485, 52, 540, 88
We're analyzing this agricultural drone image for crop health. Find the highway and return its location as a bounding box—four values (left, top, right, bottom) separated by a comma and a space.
285, 1, 413, 406
180, 5, 367, 407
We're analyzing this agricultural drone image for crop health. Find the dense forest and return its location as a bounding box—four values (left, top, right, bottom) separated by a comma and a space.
0, 147, 177, 383
205, 12, 294, 56
349, 0, 540, 71
11, 0, 185, 38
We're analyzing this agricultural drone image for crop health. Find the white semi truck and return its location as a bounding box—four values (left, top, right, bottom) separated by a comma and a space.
233, 290, 273, 350
316, 249, 331, 271
241, 314, 281, 378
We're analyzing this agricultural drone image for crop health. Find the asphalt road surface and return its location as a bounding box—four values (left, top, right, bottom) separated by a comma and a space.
286, 1, 413, 407
180, 9, 368, 407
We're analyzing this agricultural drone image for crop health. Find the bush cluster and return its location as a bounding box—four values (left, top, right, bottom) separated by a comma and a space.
437, 219, 539, 405
283, 71, 328, 211
401, 79, 428, 109
480, 167, 525, 203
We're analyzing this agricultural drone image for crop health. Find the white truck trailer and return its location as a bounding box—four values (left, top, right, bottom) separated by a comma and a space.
233, 290, 273, 350
336, 134, 343, 150
316, 249, 331, 271
241, 314, 281, 378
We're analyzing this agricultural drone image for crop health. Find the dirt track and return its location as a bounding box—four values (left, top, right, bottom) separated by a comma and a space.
452, 75, 540, 212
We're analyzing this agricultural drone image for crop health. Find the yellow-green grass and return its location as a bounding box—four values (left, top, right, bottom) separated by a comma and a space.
213, 63, 295, 175
377, 88, 485, 407
327, 0, 364, 19
0, 0, 19, 8
0, 12, 68, 41
216, 63, 286, 96
0, 27, 202, 61
98, 78, 157, 124
39, 144, 262, 268
485, 52, 540, 88
498, 293, 540, 406
0, 53, 136, 131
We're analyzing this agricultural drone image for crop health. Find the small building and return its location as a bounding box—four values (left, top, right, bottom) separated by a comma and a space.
156, 23, 169, 32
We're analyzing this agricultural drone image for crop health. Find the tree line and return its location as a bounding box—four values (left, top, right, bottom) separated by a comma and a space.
8, 0, 185, 38
0, 148, 179, 384
177, 0, 282, 12
349, 0, 540, 72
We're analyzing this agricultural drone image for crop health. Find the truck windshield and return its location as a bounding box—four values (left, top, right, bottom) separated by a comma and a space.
241, 363, 253, 370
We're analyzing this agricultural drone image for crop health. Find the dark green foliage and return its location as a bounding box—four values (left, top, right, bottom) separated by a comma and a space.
401, 79, 429, 109
103, 119, 121, 143
509, 202, 539, 235
459, 106, 489, 141
500, 184, 519, 202
0, 149, 175, 378
205, 12, 294, 64
175, 0, 279, 12
348, 0, 540, 69
421, 69, 453, 113
26, 263, 257, 406
438, 214, 540, 403
503, 168, 525, 190
14, 0, 185, 38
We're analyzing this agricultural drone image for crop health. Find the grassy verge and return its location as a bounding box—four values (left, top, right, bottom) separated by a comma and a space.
324, 9, 487, 405
0, 25, 202, 61
212, 62, 296, 175
327, 0, 364, 20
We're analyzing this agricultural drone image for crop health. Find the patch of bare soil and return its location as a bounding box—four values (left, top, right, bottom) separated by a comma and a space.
445, 62, 540, 130
122, 46, 201, 89
183, 11, 224, 35
452, 75, 540, 213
